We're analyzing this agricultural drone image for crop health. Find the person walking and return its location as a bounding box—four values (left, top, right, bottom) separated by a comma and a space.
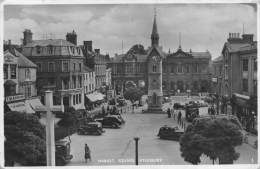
167, 108, 171, 118
178, 111, 182, 124
85, 144, 91, 162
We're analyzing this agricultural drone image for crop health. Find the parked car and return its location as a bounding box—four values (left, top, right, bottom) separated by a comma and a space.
117, 97, 127, 107
173, 103, 185, 110
77, 122, 104, 135
109, 114, 126, 124
157, 126, 184, 141
55, 139, 73, 166
95, 116, 121, 129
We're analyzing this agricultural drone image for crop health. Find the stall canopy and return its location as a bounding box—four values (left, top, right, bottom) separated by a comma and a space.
86, 92, 105, 102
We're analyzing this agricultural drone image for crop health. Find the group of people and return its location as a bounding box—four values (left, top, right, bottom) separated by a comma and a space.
208, 106, 216, 115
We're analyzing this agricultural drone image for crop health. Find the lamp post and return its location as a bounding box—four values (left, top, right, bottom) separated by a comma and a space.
134, 137, 140, 165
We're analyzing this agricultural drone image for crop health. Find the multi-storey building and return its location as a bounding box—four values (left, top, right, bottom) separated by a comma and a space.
221, 32, 257, 131
21, 29, 85, 111
211, 55, 223, 96
108, 15, 212, 96
4, 46, 44, 113
105, 68, 112, 88
80, 41, 110, 91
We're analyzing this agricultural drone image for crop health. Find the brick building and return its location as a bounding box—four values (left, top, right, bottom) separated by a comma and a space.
21, 29, 85, 111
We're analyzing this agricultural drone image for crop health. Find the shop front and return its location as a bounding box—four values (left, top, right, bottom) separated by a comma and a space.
232, 93, 257, 133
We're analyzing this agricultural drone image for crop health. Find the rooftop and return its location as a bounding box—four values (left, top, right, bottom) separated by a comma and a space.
24, 39, 76, 47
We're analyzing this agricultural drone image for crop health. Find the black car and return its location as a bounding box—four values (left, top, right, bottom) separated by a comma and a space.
55, 140, 73, 166
109, 115, 126, 124
173, 103, 185, 110
95, 116, 121, 129
77, 122, 105, 135
157, 126, 184, 141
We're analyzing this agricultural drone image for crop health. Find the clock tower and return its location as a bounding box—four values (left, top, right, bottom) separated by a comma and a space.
146, 11, 163, 113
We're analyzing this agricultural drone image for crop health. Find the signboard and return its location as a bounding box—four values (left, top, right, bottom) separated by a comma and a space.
212, 78, 217, 82
7, 101, 26, 112
5, 94, 25, 103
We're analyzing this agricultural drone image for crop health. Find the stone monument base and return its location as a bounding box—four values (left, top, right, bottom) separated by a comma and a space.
143, 106, 165, 114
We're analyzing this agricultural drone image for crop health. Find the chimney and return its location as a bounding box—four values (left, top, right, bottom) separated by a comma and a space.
242, 34, 254, 43
8, 39, 11, 45
228, 32, 243, 43
94, 49, 100, 55
23, 29, 33, 46
66, 30, 77, 45
83, 41, 92, 51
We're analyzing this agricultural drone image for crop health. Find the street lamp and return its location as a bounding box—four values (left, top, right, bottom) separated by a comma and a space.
134, 137, 140, 165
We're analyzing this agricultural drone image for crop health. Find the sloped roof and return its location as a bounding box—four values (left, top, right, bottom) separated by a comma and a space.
191, 51, 211, 59
25, 39, 75, 47
239, 42, 257, 51
224, 42, 251, 53
7, 48, 37, 68
213, 55, 223, 62
167, 48, 211, 59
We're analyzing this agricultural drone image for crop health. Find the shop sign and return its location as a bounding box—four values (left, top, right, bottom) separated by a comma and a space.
5, 94, 25, 103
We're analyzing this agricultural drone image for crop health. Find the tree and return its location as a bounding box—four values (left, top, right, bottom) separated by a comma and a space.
124, 87, 144, 112
57, 108, 79, 142
4, 111, 46, 166
179, 116, 243, 164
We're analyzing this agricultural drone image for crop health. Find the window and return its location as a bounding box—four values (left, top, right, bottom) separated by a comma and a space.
254, 58, 257, 71
152, 64, 157, 72
10, 65, 16, 79
25, 85, 31, 98
63, 62, 69, 72
242, 59, 248, 71
78, 75, 82, 88
89, 84, 91, 91
79, 63, 82, 72
73, 63, 76, 71
4, 64, 8, 79
171, 65, 175, 73
76, 94, 79, 104
242, 78, 248, 92
79, 94, 81, 103
72, 76, 76, 88
37, 63, 42, 72
25, 68, 31, 79
36, 46, 41, 54
86, 74, 88, 81
196, 64, 199, 73
186, 64, 190, 73
48, 45, 53, 54
177, 65, 182, 73
62, 78, 69, 89
86, 86, 88, 93
73, 95, 76, 105
48, 62, 55, 72
71, 47, 75, 54
253, 80, 257, 95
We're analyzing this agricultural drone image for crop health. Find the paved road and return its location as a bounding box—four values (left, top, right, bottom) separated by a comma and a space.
67, 109, 257, 165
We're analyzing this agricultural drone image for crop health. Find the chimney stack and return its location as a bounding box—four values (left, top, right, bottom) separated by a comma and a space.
242, 34, 254, 43
83, 41, 93, 52
66, 30, 77, 45
23, 29, 33, 46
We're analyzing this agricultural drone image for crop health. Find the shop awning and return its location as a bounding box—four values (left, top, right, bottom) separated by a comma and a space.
25, 100, 35, 114
28, 98, 47, 112
7, 101, 26, 112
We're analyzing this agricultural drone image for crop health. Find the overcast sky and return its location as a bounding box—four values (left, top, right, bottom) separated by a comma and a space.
4, 4, 257, 59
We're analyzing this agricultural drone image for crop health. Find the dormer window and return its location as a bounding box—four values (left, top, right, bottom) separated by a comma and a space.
36, 46, 41, 54
71, 47, 75, 54
47, 45, 53, 54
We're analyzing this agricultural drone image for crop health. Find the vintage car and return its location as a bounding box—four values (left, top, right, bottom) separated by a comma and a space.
55, 139, 73, 166
157, 126, 184, 141
77, 122, 104, 135
173, 103, 185, 110
109, 114, 126, 124
185, 107, 199, 122
95, 116, 121, 129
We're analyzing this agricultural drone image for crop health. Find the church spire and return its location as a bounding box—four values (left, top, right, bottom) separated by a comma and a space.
151, 8, 159, 47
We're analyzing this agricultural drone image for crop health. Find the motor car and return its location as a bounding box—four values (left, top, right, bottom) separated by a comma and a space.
95, 116, 121, 128
108, 114, 126, 124
77, 122, 104, 135
55, 139, 73, 166
173, 103, 185, 110
157, 125, 184, 141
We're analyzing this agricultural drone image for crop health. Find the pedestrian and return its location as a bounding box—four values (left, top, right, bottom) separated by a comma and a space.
84, 144, 91, 162
167, 108, 171, 118
178, 111, 182, 124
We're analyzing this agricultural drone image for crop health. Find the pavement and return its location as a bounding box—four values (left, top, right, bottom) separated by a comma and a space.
66, 97, 257, 165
